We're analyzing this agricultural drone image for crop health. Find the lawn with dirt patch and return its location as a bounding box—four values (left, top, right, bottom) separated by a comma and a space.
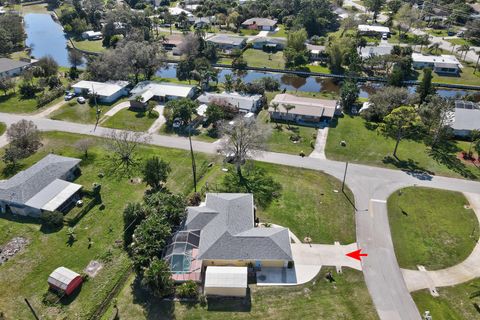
388, 187, 479, 270
243, 49, 285, 69
102, 109, 159, 132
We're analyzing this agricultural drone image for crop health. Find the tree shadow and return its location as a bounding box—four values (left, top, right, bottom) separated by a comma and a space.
206, 292, 252, 312
130, 275, 176, 320
58, 284, 83, 305
428, 147, 477, 180
382, 156, 434, 181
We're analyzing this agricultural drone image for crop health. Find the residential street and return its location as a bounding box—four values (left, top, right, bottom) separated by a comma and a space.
1, 112, 480, 320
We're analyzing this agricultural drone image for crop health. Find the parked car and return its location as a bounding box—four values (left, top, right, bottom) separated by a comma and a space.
457, 31, 464, 38
381, 33, 388, 40
77, 96, 86, 104
172, 117, 182, 128
64, 92, 75, 101
447, 30, 455, 36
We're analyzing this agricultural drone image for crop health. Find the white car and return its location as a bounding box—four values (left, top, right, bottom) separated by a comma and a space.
382, 33, 388, 40
77, 96, 86, 104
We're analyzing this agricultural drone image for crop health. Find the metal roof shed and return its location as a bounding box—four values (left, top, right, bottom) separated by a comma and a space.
48, 267, 83, 295
204, 266, 248, 297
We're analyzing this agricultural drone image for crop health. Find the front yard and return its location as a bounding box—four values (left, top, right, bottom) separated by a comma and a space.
102, 109, 159, 132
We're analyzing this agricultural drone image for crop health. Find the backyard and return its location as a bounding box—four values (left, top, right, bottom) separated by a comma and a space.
325, 115, 479, 179
0, 131, 214, 319
71, 39, 106, 53
387, 187, 479, 270
242, 49, 285, 69
101, 109, 159, 132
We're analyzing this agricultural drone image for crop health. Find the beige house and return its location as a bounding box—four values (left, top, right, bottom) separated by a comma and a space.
269, 93, 339, 125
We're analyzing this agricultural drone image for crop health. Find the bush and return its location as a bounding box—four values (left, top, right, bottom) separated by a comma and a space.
176, 280, 198, 299
36, 86, 65, 108
41, 210, 64, 229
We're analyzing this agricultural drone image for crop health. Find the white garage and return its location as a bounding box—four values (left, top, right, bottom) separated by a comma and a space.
204, 266, 248, 297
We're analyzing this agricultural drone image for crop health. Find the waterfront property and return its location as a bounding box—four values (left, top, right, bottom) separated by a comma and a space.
412, 53, 462, 75
306, 44, 326, 61
359, 45, 393, 59
251, 37, 286, 51
241, 17, 278, 31
129, 81, 196, 108
197, 91, 263, 113
0, 154, 82, 217
0, 58, 32, 78
72, 80, 130, 103
164, 193, 293, 290
358, 24, 390, 36
81, 30, 103, 40
269, 93, 339, 125
207, 34, 247, 52
450, 100, 480, 137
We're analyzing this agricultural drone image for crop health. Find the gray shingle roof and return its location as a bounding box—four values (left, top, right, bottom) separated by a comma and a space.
208, 34, 246, 46
242, 18, 277, 27
0, 58, 30, 74
0, 154, 80, 204
184, 193, 293, 261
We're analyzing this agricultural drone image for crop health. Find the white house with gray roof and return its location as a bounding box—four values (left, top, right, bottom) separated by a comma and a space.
0, 58, 32, 78
164, 193, 293, 283
450, 100, 480, 137
0, 154, 82, 217
207, 34, 247, 52
197, 92, 263, 113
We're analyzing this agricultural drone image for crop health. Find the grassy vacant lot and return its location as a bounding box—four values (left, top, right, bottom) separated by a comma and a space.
413, 278, 480, 320
258, 110, 317, 155
104, 267, 378, 320
0, 91, 64, 114
388, 187, 479, 270
0, 131, 213, 319
102, 109, 159, 132
326, 115, 479, 179
243, 49, 285, 69
72, 39, 106, 53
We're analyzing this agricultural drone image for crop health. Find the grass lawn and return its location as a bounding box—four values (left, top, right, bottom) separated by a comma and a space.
308, 63, 332, 74
388, 32, 417, 45
103, 267, 378, 320
325, 115, 479, 179
414, 63, 480, 86
158, 124, 218, 142
425, 29, 451, 37
216, 57, 233, 65
446, 38, 475, 47
102, 109, 159, 132
243, 49, 285, 69
258, 110, 317, 156
0, 131, 214, 319
412, 278, 480, 320
268, 24, 288, 38
0, 122, 6, 135
388, 187, 479, 270
0, 92, 64, 114
72, 39, 106, 53
239, 29, 259, 36
49, 100, 128, 124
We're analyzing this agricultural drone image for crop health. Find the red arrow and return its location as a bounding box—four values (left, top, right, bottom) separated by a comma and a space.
346, 249, 368, 261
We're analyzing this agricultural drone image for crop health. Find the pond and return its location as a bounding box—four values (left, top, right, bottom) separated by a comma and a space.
24, 13, 71, 67
157, 64, 479, 100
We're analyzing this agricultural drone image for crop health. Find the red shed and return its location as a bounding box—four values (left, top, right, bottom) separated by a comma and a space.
48, 267, 83, 295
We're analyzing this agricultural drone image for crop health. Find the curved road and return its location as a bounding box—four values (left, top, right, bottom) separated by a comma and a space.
1, 112, 480, 319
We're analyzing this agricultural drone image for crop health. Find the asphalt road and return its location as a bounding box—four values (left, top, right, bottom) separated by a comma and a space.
2, 112, 480, 319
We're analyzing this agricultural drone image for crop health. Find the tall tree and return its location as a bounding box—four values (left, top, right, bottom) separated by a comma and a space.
416, 68, 435, 103
141, 257, 174, 298
418, 96, 454, 147
104, 130, 150, 176
68, 49, 83, 69
340, 79, 360, 113
364, 0, 386, 21
142, 157, 171, 191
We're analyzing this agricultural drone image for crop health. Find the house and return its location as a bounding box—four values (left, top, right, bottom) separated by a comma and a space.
193, 16, 214, 29
204, 266, 248, 297
0, 154, 82, 217
129, 81, 196, 108
358, 24, 390, 36
164, 193, 293, 288
207, 34, 247, 52
72, 80, 130, 104
0, 58, 32, 78
411, 53, 462, 75
81, 31, 103, 40
269, 93, 340, 124
241, 17, 277, 31
197, 92, 263, 113
48, 267, 83, 295
306, 44, 326, 61
163, 34, 185, 55
251, 37, 286, 51
168, 6, 193, 17
359, 45, 393, 59
450, 100, 480, 137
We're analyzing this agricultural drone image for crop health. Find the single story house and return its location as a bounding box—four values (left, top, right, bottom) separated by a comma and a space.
193, 16, 214, 29
269, 93, 340, 124
129, 81, 196, 108
168, 7, 193, 17
359, 45, 393, 59
0, 154, 82, 217
207, 34, 247, 52
0, 58, 32, 78
81, 30, 103, 40
450, 100, 480, 137
411, 53, 462, 75
163, 34, 185, 55
48, 267, 83, 295
358, 24, 390, 36
197, 92, 263, 113
204, 266, 248, 297
164, 193, 293, 286
72, 80, 130, 104
241, 17, 277, 31
251, 37, 286, 51
306, 44, 326, 61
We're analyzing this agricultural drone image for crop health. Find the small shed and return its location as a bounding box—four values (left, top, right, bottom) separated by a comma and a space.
48, 267, 83, 295
204, 266, 248, 297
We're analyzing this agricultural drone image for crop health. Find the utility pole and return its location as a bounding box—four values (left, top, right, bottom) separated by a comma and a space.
341, 161, 349, 192
24, 298, 40, 320
188, 121, 197, 192
92, 84, 100, 132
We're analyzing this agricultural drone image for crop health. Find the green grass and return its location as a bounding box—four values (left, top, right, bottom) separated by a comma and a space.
258, 110, 318, 156
388, 32, 417, 44
325, 115, 479, 179
102, 109, 159, 132
243, 49, 285, 69
0, 92, 39, 113
0, 122, 6, 135
239, 29, 259, 36
268, 24, 288, 38
446, 38, 475, 47
72, 39, 106, 53
425, 29, 451, 37
103, 267, 378, 320
308, 63, 332, 74
0, 131, 214, 319
49, 100, 126, 124
388, 187, 479, 270
414, 62, 480, 86
412, 278, 480, 320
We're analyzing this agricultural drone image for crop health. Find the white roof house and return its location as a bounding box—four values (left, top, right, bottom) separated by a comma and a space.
412, 53, 462, 66
204, 266, 248, 297
451, 101, 480, 137
130, 81, 195, 101
24, 179, 82, 212
168, 7, 193, 16
197, 92, 263, 113
72, 80, 129, 103
358, 25, 390, 34
82, 31, 102, 40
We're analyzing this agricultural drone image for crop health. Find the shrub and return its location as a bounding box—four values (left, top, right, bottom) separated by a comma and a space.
41, 210, 64, 229
36, 86, 65, 108
176, 280, 199, 299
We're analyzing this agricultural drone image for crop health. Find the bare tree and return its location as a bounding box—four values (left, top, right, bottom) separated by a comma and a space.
104, 130, 151, 176
219, 117, 271, 178
6, 120, 42, 155
75, 138, 94, 159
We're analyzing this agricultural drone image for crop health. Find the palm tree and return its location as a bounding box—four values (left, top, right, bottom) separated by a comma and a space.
271, 103, 280, 129
450, 42, 456, 54
284, 104, 296, 129
428, 42, 440, 55
457, 44, 471, 61
474, 50, 480, 74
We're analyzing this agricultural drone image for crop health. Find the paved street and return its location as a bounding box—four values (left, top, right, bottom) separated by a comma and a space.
1, 112, 480, 320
